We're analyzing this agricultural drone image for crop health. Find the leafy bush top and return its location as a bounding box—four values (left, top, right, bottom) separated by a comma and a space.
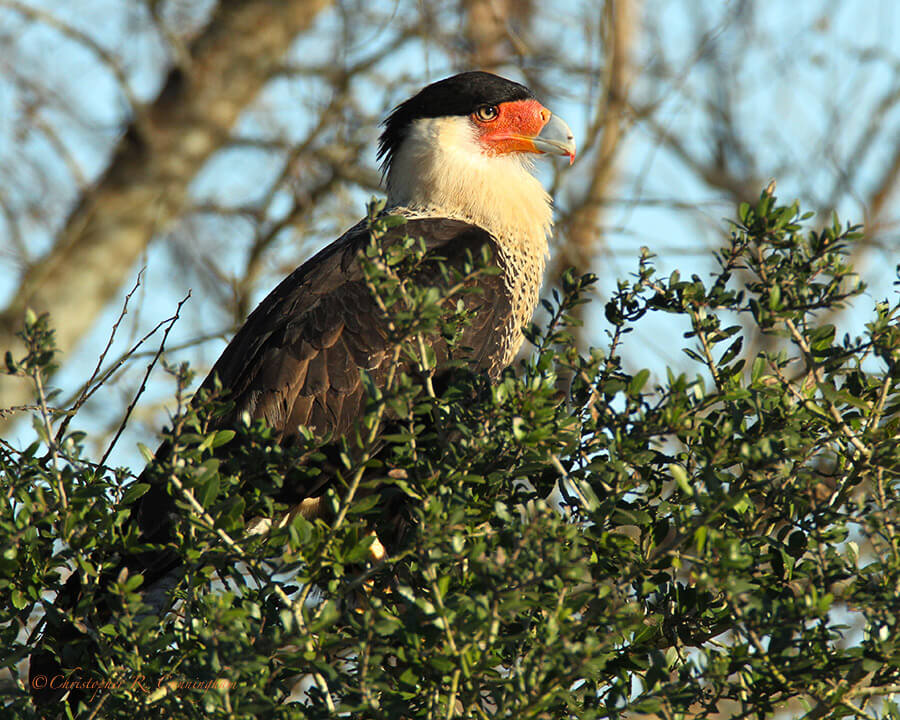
2, 191, 899, 719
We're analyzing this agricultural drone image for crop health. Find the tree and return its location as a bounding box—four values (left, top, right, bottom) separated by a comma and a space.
0, 0, 333, 419
3, 192, 899, 718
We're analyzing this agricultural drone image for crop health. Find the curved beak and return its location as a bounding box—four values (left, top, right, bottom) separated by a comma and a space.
530, 112, 576, 165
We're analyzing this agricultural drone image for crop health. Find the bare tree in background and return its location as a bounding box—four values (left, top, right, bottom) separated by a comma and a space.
1, 0, 899, 443
631, 1, 900, 362
0, 0, 332, 417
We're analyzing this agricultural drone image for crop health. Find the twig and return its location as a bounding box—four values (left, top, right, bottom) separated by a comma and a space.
55, 270, 145, 444
0, 0, 143, 119
165, 460, 338, 711
57, 329, 229, 413
782, 316, 871, 460
98, 291, 191, 468
34, 367, 66, 509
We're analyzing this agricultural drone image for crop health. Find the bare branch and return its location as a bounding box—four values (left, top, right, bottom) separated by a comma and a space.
556, 0, 636, 277
0, 0, 143, 117
462, 0, 533, 71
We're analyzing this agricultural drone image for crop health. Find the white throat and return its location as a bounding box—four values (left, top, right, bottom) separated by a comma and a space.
385, 116, 553, 257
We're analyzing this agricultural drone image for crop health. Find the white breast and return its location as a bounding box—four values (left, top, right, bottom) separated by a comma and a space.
386, 114, 555, 362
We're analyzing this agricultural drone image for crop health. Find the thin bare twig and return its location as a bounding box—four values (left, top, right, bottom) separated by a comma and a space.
55, 270, 146, 443
98, 291, 191, 468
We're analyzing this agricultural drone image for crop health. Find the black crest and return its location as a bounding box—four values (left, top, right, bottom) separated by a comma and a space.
377, 71, 536, 177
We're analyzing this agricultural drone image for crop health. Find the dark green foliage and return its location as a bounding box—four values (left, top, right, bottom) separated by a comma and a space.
2, 192, 899, 718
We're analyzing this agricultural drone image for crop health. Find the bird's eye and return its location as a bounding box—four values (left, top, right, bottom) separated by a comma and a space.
474, 105, 499, 122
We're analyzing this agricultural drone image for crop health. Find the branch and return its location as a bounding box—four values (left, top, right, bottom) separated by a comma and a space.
0, 0, 143, 116
555, 0, 636, 275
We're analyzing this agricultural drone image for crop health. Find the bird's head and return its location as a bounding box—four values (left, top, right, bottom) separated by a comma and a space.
378, 72, 575, 244
378, 72, 576, 175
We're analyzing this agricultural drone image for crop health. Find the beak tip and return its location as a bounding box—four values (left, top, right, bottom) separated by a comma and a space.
535, 112, 577, 165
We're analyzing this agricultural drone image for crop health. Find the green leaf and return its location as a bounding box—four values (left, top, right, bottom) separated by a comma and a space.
121, 482, 151, 506
628, 369, 650, 396
211, 429, 235, 448
347, 493, 380, 516
11, 589, 27, 610
309, 600, 339, 632
669, 464, 693, 496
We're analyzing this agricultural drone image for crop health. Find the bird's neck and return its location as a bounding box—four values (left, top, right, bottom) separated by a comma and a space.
385, 117, 553, 259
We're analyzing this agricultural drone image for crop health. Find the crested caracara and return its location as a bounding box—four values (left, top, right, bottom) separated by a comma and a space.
134, 70, 575, 563
30, 71, 575, 706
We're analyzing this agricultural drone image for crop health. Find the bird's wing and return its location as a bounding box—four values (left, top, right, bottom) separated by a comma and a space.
205, 216, 513, 442
132, 216, 513, 558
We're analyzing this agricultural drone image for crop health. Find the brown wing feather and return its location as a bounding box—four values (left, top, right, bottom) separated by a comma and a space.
133, 217, 514, 552
204, 217, 512, 442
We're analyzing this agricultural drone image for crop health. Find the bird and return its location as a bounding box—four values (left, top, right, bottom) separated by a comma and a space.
130, 69, 575, 579
29, 70, 575, 707
213, 70, 575, 438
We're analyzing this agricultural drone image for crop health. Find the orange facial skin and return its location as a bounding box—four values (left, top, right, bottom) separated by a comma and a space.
472, 99, 552, 156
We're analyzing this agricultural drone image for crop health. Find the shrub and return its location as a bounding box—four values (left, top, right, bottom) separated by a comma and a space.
2, 190, 899, 719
